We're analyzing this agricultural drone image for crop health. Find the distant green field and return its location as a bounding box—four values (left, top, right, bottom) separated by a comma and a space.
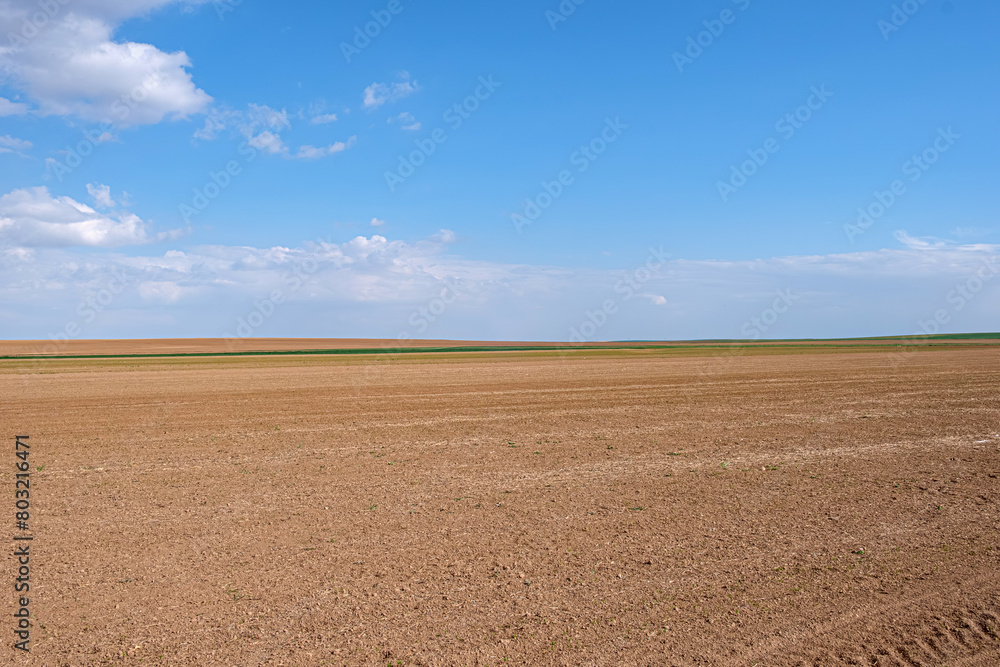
1, 333, 998, 362
621, 332, 1000, 343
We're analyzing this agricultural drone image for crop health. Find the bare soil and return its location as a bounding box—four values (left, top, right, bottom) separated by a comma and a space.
2, 345, 999, 665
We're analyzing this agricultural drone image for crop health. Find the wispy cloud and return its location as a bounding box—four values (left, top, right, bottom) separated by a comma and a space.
294, 137, 357, 159
363, 71, 419, 110
194, 103, 290, 144
2, 228, 997, 340
86, 183, 116, 209
388, 111, 421, 131
0, 135, 32, 155
194, 103, 353, 160
310, 113, 339, 125
248, 130, 287, 155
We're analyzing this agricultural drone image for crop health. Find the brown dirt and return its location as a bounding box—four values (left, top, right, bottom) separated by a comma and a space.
2, 345, 999, 665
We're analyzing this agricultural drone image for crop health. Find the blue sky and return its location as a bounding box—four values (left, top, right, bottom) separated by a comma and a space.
1, 0, 998, 343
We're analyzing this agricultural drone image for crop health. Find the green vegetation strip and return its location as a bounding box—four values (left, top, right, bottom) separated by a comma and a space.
2, 336, 999, 361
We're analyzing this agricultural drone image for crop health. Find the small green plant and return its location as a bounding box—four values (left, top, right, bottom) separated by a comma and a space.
224, 585, 246, 602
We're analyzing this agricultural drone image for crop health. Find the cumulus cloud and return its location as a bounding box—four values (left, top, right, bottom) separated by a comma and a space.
310, 113, 338, 125
0, 0, 212, 126
363, 72, 418, 110
370, 217, 385, 227
0, 186, 180, 247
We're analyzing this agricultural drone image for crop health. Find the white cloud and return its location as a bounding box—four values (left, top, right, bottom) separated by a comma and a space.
192, 106, 238, 141
310, 113, 338, 125
952, 226, 990, 240
388, 111, 421, 131
644, 294, 668, 306
0, 186, 180, 247
431, 229, 457, 244
2, 230, 998, 341
192, 102, 291, 151
294, 136, 356, 160
86, 183, 115, 209
138, 280, 191, 303
248, 130, 287, 155
363, 72, 418, 110
0, 1, 212, 126
195, 103, 351, 160
244, 103, 290, 133
0, 135, 32, 155
370, 217, 385, 227
0, 97, 29, 116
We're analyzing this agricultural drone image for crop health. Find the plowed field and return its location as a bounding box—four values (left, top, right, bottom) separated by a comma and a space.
2, 343, 999, 665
